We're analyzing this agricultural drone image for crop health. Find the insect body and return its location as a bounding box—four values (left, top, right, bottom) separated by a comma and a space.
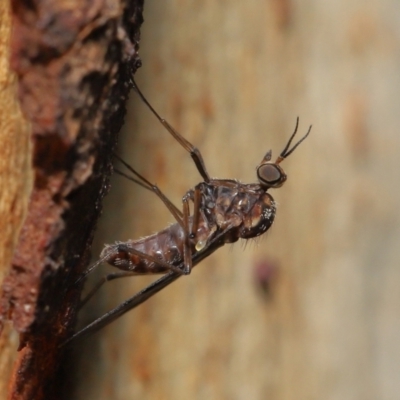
65, 78, 311, 345
105, 181, 275, 275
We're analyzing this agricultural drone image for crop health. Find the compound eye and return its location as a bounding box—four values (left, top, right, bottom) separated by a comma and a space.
257, 164, 281, 185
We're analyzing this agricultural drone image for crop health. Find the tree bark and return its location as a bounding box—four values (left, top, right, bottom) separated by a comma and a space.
0, 0, 143, 399
0, 1, 32, 398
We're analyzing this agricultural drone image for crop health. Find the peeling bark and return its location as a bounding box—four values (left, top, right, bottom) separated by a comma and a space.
0, 0, 144, 398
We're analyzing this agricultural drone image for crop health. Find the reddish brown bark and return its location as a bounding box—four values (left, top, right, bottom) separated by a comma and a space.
0, 0, 144, 398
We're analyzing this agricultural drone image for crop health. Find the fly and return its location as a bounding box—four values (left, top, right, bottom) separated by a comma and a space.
64, 77, 311, 345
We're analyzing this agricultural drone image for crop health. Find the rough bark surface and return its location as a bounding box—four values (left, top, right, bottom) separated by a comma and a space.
0, 1, 32, 398
0, 0, 144, 399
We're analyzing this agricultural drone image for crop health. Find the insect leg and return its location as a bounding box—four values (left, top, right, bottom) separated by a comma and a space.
182, 195, 193, 274
62, 271, 181, 346
79, 271, 138, 310
76, 156, 190, 298
66, 222, 239, 346
75, 252, 111, 284
79, 269, 169, 310
130, 77, 211, 183
113, 155, 199, 275
77, 244, 186, 313
179, 186, 205, 273
114, 153, 184, 227
190, 187, 203, 238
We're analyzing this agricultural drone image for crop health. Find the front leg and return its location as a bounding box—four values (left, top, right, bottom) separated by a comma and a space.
182, 192, 193, 275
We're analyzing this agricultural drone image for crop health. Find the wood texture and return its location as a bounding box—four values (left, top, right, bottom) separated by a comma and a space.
73, 1, 400, 399
0, 1, 32, 398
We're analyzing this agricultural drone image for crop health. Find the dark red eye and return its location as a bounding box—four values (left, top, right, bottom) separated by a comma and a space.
257, 164, 282, 185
